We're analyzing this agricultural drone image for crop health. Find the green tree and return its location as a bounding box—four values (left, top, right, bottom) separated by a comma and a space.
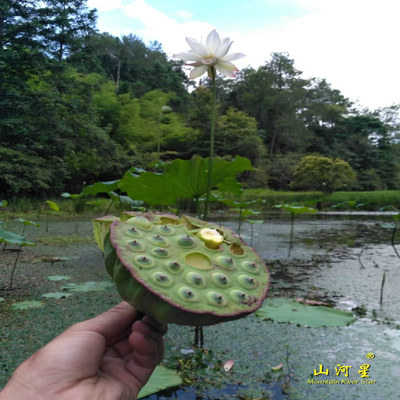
291, 155, 356, 193
229, 53, 313, 155
37, 0, 97, 61
216, 108, 264, 164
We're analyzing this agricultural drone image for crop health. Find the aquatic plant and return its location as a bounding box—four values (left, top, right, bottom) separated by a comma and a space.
99, 212, 270, 328
273, 204, 317, 256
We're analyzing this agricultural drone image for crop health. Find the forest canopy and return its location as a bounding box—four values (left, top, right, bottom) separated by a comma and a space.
1, 0, 399, 197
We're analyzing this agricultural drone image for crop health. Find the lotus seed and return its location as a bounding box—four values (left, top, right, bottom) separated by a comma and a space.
215, 256, 236, 270
230, 289, 248, 303
241, 260, 260, 274
197, 228, 224, 249
134, 255, 154, 268
186, 272, 205, 287
177, 235, 195, 248
166, 261, 182, 272
152, 247, 170, 258
127, 227, 141, 238
211, 272, 231, 287
207, 291, 226, 306
151, 272, 172, 287
128, 240, 144, 252
237, 274, 258, 289
130, 216, 152, 230
157, 225, 175, 235
178, 287, 198, 302
150, 235, 168, 246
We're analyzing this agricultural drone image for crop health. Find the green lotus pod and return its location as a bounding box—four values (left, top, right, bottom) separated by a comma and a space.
93, 215, 120, 252
104, 212, 270, 326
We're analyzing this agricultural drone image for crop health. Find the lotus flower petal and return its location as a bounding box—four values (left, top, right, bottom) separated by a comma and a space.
223, 52, 246, 61
223, 359, 235, 371
215, 37, 232, 58
216, 64, 237, 78
201, 57, 217, 65
206, 30, 221, 54
190, 64, 208, 79
173, 51, 202, 62
217, 59, 239, 71
186, 37, 208, 57
174, 30, 244, 79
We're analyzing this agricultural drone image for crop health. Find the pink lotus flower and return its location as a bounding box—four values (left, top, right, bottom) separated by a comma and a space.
174, 29, 245, 79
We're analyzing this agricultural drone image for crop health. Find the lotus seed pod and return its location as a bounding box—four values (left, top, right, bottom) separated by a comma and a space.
104, 212, 270, 326
93, 215, 120, 252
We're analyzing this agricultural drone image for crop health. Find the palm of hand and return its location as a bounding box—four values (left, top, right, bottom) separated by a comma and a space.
1, 303, 166, 400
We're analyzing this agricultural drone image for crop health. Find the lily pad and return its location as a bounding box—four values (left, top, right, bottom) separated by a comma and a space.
274, 204, 317, 214
61, 281, 114, 293
0, 229, 35, 246
138, 365, 182, 399
255, 297, 356, 327
46, 275, 71, 281
15, 218, 40, 228
46, 200, 60, 212
11, 300, 44, 310
42, 292, 73, 299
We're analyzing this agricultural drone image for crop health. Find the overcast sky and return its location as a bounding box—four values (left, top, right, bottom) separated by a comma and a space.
87, 0, 400, 111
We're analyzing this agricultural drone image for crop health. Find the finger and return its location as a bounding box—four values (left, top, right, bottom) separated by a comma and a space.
129, 319, 166, 367
76, 301, 138, 344
101, 319, 166, 397
142, 315, 168, 335
105, 316, 167, 359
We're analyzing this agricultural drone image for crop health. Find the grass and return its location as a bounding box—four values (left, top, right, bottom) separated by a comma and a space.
242, 189, 400, 211
0, 197, 126, 221
2, 189, 400, 220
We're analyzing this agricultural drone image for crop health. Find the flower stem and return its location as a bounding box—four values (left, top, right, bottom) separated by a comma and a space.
203, 70, 216, 220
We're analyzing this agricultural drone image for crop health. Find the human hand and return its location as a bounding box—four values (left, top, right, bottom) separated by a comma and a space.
0, 302, 167, 400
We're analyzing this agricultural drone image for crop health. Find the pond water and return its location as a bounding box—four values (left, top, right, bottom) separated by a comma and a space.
2, 213, 400, 399
155, 214, 400, 400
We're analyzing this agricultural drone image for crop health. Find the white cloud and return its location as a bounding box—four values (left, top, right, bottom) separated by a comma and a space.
175, 10, 193, 20
89, 0, 400, 109
231, 0, 400, 109
87, 0, 122, 12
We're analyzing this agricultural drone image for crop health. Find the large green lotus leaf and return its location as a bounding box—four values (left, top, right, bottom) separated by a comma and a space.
82, 180, 119, 196
215, 176, 244, 197
119, 156, 254, 206
256, 297, 355, 327
0, 229, 35, 246
137, 365, 182, 399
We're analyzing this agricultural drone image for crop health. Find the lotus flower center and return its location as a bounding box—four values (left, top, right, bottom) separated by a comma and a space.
197, 228, 223, 249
